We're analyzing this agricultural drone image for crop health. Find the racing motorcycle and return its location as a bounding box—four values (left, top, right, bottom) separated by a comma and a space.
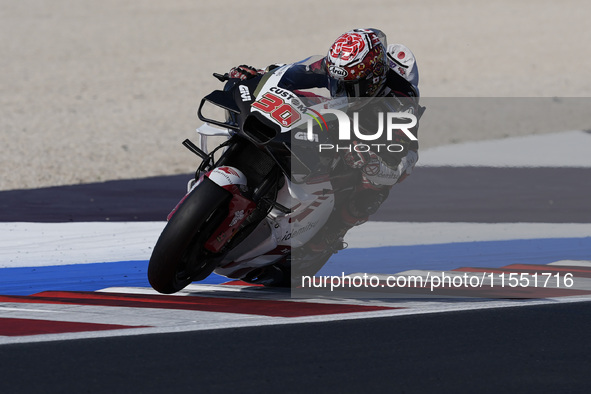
147, 61, 365, 294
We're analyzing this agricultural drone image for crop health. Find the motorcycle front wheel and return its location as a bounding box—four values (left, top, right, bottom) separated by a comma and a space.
148, 176, 232, 294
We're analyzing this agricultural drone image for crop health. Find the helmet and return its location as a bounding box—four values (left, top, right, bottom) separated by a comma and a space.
326, 29, 388, 99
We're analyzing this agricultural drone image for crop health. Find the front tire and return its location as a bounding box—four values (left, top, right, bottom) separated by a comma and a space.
148, 177, 232, 294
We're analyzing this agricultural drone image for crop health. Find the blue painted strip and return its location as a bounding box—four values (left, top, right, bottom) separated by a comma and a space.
1, 238, 589, 296
319, 237, 591, 275
0, 261, 228, 296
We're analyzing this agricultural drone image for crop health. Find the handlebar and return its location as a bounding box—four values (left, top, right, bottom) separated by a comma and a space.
213, 72, 229, 82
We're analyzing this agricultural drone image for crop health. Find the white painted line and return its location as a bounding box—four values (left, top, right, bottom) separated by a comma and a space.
2, 294, 590, 346
0, 306, 60, 313
0, 221, 164, 267
418, 130, 591, 167
2, 222, 589, 267
345, 222, 591, 248
548, 260, 591, 267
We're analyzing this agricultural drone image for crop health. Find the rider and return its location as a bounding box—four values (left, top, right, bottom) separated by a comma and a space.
229, 28, 422, 253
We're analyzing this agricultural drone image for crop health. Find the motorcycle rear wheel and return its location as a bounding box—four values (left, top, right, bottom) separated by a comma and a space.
148, 177, 232, 294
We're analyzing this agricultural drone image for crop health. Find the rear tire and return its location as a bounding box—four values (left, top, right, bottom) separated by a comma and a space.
148, 177, 232, 294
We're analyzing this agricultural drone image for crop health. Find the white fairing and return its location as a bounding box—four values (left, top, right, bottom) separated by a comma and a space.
207, 166, 247, 187
214, 175, 335, 278
273, 178, 334, 248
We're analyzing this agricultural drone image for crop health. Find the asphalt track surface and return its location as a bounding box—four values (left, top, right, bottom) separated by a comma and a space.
2, 167, 591, 223
1, 167, 590, 393
0, 301, 589, 393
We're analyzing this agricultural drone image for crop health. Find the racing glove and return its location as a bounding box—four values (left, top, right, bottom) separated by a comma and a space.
228, 65, 263, 80
344, 142, 418, 186
343, 142, 378, 169
362, 150, 418, 186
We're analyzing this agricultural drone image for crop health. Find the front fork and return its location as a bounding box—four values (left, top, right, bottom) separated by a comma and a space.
179, 132, 282, 256
203, 183, 256, 253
